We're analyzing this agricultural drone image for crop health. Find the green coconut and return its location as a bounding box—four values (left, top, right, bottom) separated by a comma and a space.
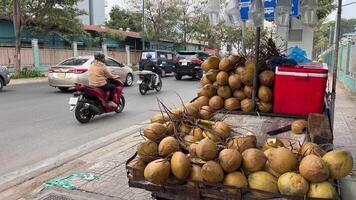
278, 172, 309, 196
323, 149, 353, 179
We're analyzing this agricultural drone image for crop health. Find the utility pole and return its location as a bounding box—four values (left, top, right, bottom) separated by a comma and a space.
13, 0, 21, 76
142, 0, 145, 50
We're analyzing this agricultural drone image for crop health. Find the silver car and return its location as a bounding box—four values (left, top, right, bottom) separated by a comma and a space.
0, 66, 10, 91
48, 56, 134, 91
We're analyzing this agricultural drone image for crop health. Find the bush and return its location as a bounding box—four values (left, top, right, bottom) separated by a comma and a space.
131, 65, 139, 72
11, 68, 45, 79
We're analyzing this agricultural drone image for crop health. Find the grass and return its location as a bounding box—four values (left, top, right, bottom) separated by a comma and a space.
11, 68, 46, 79
131, 65, 139, 72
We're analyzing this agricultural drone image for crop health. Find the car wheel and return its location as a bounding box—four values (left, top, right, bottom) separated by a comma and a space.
0, 78, 3, 91
175, 74, 182, 80
59, 87, 69, 92
125, 73, 133, 86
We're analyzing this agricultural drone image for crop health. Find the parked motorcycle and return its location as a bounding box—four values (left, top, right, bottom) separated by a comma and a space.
69, 79, 125, 123
137, 70, 162, 95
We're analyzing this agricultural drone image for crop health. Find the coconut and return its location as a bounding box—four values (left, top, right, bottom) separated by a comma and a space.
158, 136, 180, 157
228, 133, 257, 153
144, 159, 171, 184
164, 121, 175, 136
245, 59, 255, 70
241, 99, 253, 112
190, 127, 204, 141
168, 108, 183, 120
144, 123, 167, 143
189, 164, 203, 182
217, 86, 232, 99
262, 138, 284, 151
264, 161, 282, 178
223, 172, 248, 191
205, 69, 219, 82
242, 148, 267, 172
224, 98, 240, 111
201, 161, 224, 183
233, 90, 246, 101
198, 84, 216, 98
213, 81, 219, 87
228, 55, 240, 66
209, 96, 224, 110
241, 67, 254, 86
248, 171, 278, 197
212, 121, 231, 140
278, 172, 309, 196
171, 152, 191, 180
299, 154, 329, 182
184, 135, 199, 147
308, 182, 337, 199
219, 149, 242, 172
216, 71, 229, 86
258, 86, 273, 103
243, 85, 252, 98
189, 143, 198, 157
202, 56, 220, 71
200, 106, 212, 120
194, 96, 210, 108
200, 75, 211, 86
219, 57, 233, 71
268, 147, 298, 174
235, 67, 245, 77
127, 159, 147, 177
259, 70, 275, 87
150, 114, 169, 124
184, 103, 200, 118
300, 142, 326, 157
178, 123, 192, 136
228, 74, 242, 90
257, 102, 273, 113
137, 140, 158, 162
196, 138, 218, 161
323, 149, 353, 179
203, 130, 223, 143
291, 119, 307, 134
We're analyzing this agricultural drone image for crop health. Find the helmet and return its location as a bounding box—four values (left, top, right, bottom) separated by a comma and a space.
146, 53, 152, 59
94, 52, 105, 62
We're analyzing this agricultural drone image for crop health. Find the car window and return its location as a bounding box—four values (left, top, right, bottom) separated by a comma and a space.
177, 52, 198, 59
167, 54, 173, 59
158, 53, 166, 59
198, 53, 209, 60
60, 58, 88, 66
141, 52, 157, 60
105, 59, 121, 67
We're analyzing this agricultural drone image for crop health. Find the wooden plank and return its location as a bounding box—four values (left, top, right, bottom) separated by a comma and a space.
308, 113, 333, 147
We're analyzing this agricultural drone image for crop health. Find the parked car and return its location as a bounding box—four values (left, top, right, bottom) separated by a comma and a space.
174, 51, 209, 80
48, 56, 134, 91
0, 66, 10, 91
139, 50, 176, 77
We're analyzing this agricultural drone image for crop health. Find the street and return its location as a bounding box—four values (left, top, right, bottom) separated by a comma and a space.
0, 76, 199, 176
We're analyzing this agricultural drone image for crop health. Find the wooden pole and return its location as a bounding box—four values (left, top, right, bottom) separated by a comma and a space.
252, 27, 261, 111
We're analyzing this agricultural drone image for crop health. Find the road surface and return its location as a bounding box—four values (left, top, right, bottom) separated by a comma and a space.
0, 76, 199, 176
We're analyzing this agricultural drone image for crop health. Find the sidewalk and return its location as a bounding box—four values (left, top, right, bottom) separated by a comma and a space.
23, 83, 356, 200
9, 77, 47, 85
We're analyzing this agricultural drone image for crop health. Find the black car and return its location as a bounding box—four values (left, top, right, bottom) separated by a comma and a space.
174, 51, 209, 80
139, 50, 176, 77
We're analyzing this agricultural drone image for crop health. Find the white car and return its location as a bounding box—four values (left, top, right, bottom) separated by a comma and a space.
48, 56, 134, 91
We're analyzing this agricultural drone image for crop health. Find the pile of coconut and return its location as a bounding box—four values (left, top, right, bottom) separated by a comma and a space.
128, 102, 353, 199
199, 56, 275, 113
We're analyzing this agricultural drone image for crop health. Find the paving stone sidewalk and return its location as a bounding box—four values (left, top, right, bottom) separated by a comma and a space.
32, 83, 356, 200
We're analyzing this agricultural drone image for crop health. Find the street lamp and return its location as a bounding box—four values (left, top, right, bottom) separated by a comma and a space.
142, 0, 145, 50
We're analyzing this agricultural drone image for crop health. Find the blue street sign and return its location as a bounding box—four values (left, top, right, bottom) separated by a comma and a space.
239, 0, 300, 21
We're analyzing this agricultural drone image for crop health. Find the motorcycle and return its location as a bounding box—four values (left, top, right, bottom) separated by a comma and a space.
69, 79, 125, 123
137, 70, 162, 95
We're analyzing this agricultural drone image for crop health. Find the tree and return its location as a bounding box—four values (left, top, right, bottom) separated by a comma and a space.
0, 0, 85, 76
106, 6, 142, 32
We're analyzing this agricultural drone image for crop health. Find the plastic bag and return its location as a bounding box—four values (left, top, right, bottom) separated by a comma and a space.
287, 46, 312, 63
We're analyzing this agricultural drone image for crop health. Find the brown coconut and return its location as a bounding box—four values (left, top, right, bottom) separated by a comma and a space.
242, 148, 267, 172
202, 56, 220, 72
259, 70, 275, 87
219, 149, 242, 172
323, 149, 354, 179
216, 71, 229, 86
243, 85, 252, 98
194, 96, 210, 108
228, 133, 257, 153
268, 147, 298, 174
235, 67, 245, 77
224, 98, 240, 111
262, 138, 285, 151
196, 138, 218, 161
291, 119, 307, 134
144, 159, 170, 184
171, 152, 191, 180
212, 121, 231, 140
223, 172, 248, 192
178, 123, 192, 136
137, 140, 158, 162
184, 103, 200, 118
241, 99, 253, 112
299, 154, 330, 182
201, 161, 224, 183
150, 114, 169, 124
217, 86, 232, 99
203, 130, 223, 143
219, 57, 233, 71
168, 108, 183, 120
241, 67, 254, 86
198, 84, 216, 98
190, 127, 204, 141
158, 136, 180, 157
257, 101, 273, 113
200, 106, 212, 120
200, 75, 211, 86
184, 135, 199, 148
258, 86, 273, 103
189, 164, 203, 182
300, 142, 326, 157
127, 159, 147, 177
264, 161, 282, 178
205, 69, 219, 82
229, 75, 242, 91
209, 96, 224, 110
233, 90, 246, 100
189, 143, 198, 157
144, 123, 167, 143
164, 122, 175, 136
228, 55, 241, 66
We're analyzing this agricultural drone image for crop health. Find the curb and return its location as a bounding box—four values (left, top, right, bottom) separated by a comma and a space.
9, 77, 48, 85
0, 122, 147, 193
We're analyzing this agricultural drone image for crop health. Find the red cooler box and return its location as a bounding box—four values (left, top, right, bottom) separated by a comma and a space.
273, 64, 328, 115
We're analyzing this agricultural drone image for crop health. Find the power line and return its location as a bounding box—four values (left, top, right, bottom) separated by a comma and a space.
342, 1, 356, 7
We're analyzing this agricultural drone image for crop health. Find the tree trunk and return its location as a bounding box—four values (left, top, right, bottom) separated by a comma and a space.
13, 0, 21, 76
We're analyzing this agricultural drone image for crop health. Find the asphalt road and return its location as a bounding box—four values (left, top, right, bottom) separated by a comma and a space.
0, 76, 199, 176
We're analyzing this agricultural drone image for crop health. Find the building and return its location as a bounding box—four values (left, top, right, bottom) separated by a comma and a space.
76, 0, 107, 25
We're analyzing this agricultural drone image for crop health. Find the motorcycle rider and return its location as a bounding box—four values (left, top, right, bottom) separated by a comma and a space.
88, 52, 120, 108
143, 53, 160, 87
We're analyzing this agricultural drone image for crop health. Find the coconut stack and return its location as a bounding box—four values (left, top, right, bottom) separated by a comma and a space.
199, 55, 275, 114
129, 104, 353, 199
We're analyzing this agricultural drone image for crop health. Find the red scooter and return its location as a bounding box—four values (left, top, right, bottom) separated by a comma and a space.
69, 79, 125, 123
